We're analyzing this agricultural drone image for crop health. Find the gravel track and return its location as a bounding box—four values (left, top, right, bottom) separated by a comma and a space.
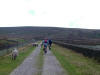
10, 44, 41, 75
42, 49, 67, 75
10, 44, 67, 75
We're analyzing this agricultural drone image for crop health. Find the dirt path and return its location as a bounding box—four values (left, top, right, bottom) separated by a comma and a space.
42, 49, 67, 75
10, 44, 41, 75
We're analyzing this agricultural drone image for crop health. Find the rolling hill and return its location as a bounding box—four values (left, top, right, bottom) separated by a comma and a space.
0, 26, 100, 45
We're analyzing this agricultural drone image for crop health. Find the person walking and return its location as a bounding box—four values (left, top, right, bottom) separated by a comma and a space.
48, 39, 52, 50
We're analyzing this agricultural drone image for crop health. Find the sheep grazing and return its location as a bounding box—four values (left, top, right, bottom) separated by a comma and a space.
32, 43, 38, 47
12, 48, 18, 60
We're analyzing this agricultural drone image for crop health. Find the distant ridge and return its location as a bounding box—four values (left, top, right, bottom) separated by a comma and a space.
0, 26, 100, 45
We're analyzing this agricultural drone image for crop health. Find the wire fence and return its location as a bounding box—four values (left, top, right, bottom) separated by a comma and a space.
0, 40, 36, 56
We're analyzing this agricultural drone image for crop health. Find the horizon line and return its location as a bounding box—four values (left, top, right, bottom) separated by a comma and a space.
0, 26, 100, 30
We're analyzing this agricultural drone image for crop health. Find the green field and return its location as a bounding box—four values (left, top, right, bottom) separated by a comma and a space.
52, 44, 100, 75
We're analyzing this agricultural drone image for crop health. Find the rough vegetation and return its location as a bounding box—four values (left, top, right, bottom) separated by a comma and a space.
54, 41, 100, 62
0, 39, 17, 50
52, 44, 100, 75
0, 27, 100, 45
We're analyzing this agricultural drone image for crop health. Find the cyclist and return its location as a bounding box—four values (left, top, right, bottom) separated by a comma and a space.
42, 39, 48, 54
48, 39, 52, 50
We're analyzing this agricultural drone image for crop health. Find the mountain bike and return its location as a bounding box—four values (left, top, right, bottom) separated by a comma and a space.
43, 45, 47, 54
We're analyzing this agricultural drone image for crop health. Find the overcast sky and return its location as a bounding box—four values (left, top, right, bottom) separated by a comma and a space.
0, 0, 100, 29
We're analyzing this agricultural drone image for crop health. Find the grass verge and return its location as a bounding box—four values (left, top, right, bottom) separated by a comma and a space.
36, 48, 44, 75
52, 44, 100, 75
0, 44, 35, 75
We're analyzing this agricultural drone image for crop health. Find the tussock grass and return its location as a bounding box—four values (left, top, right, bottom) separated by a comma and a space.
0, 44, 35, 75
52, 44, 100, 75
